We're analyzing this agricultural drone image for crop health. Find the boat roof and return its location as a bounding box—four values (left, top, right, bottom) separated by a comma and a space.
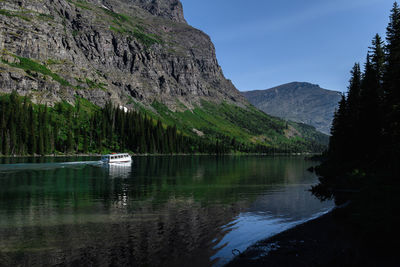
102, 153, 130, 156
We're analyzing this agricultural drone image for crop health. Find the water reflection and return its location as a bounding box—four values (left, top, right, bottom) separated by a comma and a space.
105, 162, 133, 178
212, 185, 332, 265
0, 156, 333, 266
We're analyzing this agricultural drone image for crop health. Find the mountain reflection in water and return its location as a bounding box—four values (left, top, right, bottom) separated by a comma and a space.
0, 156, 333, 266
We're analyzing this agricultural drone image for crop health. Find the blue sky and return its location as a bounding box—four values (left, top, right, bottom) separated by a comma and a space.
181, 0, 395, 92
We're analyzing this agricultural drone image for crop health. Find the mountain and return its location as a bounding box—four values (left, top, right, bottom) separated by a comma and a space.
0, 0, 244, 108
242, 82, 342, 135
0, 0, 328, 152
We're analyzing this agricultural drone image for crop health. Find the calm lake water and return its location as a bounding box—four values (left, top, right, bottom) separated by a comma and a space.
0, 156, 333, 266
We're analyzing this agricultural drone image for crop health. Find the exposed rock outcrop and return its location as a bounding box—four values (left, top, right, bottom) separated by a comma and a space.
0, 0, 246, 109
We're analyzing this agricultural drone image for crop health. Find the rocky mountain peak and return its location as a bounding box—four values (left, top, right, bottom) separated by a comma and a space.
126, 0, 186, 23
87, 0, 186, 23
242, 82, 342, 134
0, 0, 246, 109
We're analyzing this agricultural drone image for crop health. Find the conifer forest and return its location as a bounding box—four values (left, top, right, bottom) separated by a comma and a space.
0, 93, 239, 155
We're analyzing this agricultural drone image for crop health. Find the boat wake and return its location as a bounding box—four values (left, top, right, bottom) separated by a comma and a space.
0, 161, 104, 173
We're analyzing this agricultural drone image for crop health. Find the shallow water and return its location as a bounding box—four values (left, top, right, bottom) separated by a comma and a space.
0, 156, 333, 266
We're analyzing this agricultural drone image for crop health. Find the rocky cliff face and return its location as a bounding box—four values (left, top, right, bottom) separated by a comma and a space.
243, 82, 342, 135
0, 0, 245, 109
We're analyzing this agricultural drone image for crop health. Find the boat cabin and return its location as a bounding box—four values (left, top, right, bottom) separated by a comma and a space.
101, 153, 131, 164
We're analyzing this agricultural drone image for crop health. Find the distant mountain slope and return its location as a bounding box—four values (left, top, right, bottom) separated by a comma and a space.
242, 82, 342, 135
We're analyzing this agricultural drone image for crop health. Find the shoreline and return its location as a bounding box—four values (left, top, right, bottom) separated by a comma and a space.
226, 208, 397, 267
0, 152, 322, 158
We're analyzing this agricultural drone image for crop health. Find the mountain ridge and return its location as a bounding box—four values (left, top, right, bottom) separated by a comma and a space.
242, 82, 342, 135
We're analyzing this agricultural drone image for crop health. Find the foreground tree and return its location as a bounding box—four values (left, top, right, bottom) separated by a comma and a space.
383, 2, 400, 169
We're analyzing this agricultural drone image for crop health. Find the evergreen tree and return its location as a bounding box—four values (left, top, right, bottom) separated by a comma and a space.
370, 34, 385, 88
345, 63, 362, 158
2, 130, 9, 156
28, 105, 36, 155
42, 105, 50, 154
139, 131, 146, 154
383, 2, 400, 167
83, 129, 89, 154
346, 63, 362, 116
37, 106, 45, 156
314, 2, 400, 202
329, 94, 347, 160
358, 55, 381, 161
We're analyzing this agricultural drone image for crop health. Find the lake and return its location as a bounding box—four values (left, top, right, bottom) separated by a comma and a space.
0, 156, 333, 266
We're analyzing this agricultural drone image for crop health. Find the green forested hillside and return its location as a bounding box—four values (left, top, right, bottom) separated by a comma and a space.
0, 92, 328, 156
146, 100, 328, 153
0, 92, 205, 155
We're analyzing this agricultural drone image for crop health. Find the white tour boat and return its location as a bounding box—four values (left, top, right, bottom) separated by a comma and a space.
101, 153, 132, 164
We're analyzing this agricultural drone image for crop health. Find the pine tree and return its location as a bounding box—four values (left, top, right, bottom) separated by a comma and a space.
370, 34, 385, 88
20, 97, 29, 155
358, 54, 381, 161
383, 2, 400, 164
2, 130, 9, 156
347, 63, 362, 116
28, 105, 36, 155
339, 63, 361, 159
0, 108, 2, 155
66, 130, 73, 153
42, 105, 49, 154
37, 107, 44, 156
139, 131, 146, 154
83, 129, 89, 154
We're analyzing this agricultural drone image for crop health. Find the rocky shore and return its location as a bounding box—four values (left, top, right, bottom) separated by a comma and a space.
227, 209, 397, 267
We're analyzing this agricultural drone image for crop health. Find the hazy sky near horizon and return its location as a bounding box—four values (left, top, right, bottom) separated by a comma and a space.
181, 0, 394, 92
